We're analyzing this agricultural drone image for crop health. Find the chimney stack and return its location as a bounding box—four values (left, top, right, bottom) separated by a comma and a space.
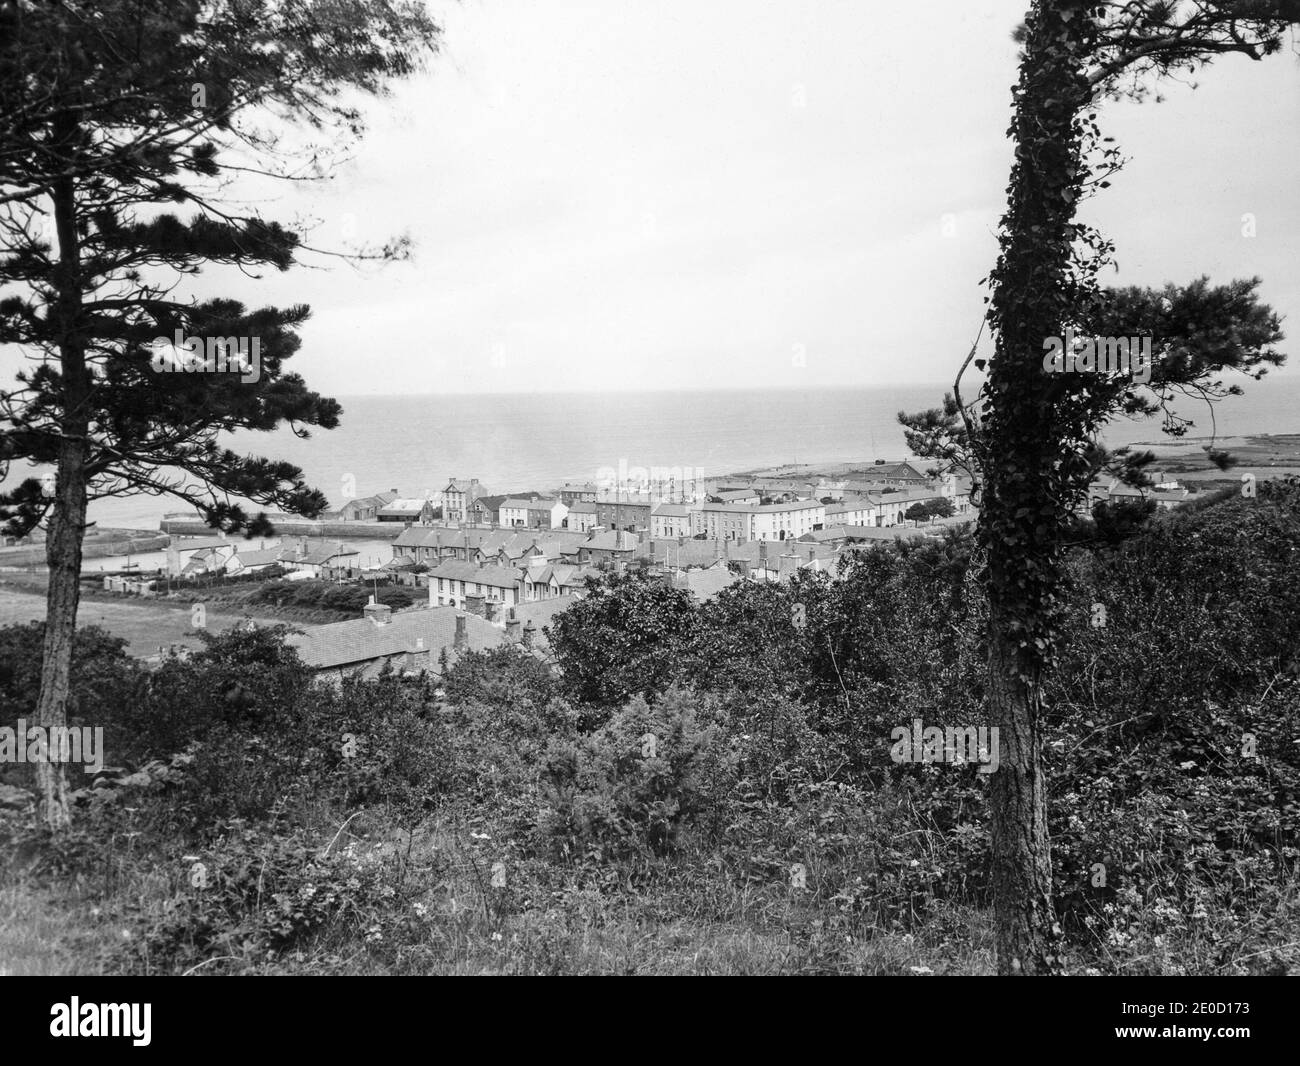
522, 620, 536, 649
505, 611, 523, 642
363, 597, 393, 626
453, 613, 468, 653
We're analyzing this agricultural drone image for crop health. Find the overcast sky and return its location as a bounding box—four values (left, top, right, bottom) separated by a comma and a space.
25, 0, 1300, 396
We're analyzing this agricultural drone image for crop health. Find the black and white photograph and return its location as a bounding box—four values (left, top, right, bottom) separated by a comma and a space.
1, 0, 1299, 1019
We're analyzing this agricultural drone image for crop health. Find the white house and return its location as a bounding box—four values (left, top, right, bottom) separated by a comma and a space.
566, 500, 598, 533
498, 498, 534, 527
427, 559, 523, 609
698, 499, 825, 541
651, 503, 695, 539
166, 536, 235, 577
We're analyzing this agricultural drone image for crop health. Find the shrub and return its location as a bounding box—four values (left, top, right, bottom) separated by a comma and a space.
536, 686, 733, 858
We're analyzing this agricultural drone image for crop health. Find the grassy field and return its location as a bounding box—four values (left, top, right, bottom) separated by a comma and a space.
0, 587, 291, 658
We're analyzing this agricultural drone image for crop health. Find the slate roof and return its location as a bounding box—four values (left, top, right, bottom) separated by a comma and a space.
231, 547, 285, 567
799, 525, 897, 543
427, 560, 522, 590
651, 539, 721, 567
757, 500, 823, 512
873, 461, 932, 482
377, 498, 431, 517
469, 494, 510, 515
171, 537, 231, 553
700, 502, 761, 514
291, 542, 359, 566
567, 500, 598, 514
581, 531, 640, 551
514, 596, 582, 646
670, 566, 740, 602
286, 607, 503, 671
523, 563, 601, 588
868, 486, 943, 505
652, 503, 693, 516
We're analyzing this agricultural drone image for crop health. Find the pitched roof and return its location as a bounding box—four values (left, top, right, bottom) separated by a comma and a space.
798, 525, 892, 543
869, 486, 942, 505
567, 500, 598, 514
293, 542, 360, 566
171, 537, 231, 552
499, 497, 537, 510
394, 526, 437, 547
513, 596, 584, 649
652, 503, 693, 516
377, 498, 431, 515
286, 607, 503, 671
443, 479, 490, 495
757, 500, 824, 513
427, 560, 522, 590
469, 494, 509, 514
524, 563, 600, 587
701, 502, 761, 514
581, 530, 640, 551
651, 539, 720, 567
874, 461, 932, 481
232, 547, 285, 567
670, 566, 741, 602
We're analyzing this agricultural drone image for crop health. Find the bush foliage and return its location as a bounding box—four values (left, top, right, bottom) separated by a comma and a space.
3, 479, 1299, 973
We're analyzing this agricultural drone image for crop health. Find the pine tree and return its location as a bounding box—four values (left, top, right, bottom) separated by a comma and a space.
0, 0, 439, 827
901, 0, 1294, 973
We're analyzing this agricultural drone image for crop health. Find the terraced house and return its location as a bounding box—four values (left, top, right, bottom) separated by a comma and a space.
651, 502, 695, 538
520, 556, 602, 600
565, 500, 598, 532
426, 559, 524, 609
698, 499, 826, 541
594, 498, 652, 532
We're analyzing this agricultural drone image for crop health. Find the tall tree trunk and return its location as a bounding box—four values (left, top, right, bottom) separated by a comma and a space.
981, 0, 1093, 973
986, 601, 1056, 973
36, 438, 86, 830
36, 119, 88, 831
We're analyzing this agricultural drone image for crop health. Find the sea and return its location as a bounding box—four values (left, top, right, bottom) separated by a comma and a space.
33, 378, 1300, 534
